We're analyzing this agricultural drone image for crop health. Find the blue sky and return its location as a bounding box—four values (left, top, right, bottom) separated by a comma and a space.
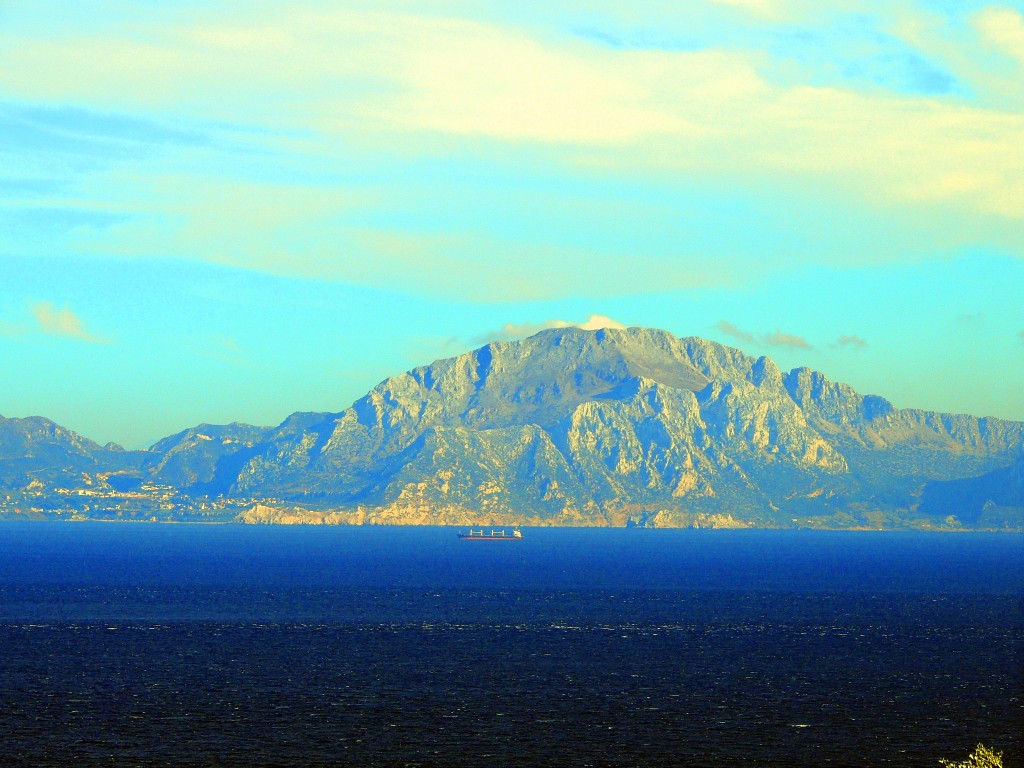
1, 0, 1023, 448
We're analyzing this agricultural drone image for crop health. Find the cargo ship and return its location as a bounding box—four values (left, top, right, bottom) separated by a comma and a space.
457, 527, 523, 540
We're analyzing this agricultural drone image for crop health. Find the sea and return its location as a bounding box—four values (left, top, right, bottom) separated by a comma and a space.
0, 523, 1020, 768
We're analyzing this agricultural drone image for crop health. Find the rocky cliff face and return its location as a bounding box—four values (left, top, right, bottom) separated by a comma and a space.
4, 328, 1023, 528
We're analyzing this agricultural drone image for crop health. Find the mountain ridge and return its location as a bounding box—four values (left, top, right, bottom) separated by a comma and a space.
2, 327, 1022, 528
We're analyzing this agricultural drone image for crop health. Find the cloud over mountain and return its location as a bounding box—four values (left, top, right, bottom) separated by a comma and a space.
476, 314, 626, 344
716, 320, 755, 343
717, 321, 811, 349
762, 332, 812, 349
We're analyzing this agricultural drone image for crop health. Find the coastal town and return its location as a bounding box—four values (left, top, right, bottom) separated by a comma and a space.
0, 474, 254, 522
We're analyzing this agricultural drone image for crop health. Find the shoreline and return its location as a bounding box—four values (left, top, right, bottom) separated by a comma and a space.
0, 518, 1021, 533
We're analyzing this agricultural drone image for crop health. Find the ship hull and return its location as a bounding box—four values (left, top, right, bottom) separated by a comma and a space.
457, 528, 522, 540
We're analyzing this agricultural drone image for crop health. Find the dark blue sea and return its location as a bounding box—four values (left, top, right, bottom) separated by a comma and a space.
0, 524, 1020, 767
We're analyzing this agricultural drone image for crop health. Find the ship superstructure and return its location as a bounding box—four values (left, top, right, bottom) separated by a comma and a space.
457, 527, 523, 540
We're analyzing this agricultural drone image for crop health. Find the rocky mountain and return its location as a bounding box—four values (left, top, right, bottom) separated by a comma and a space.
0, 414, 145, 489
148, 422, 271, 495
2, 327, 1022, 528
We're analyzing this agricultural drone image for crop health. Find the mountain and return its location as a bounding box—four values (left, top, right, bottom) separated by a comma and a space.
150, 327, 1024, 528
148, 422, 272, 495
917, 453, 1024, 529
0, 414, 144, 488
2, 327, 1022, 528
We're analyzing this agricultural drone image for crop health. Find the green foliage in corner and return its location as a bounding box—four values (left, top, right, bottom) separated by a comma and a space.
939, 743, 1003, 768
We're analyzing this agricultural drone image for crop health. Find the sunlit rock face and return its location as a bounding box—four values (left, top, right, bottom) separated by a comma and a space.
141, 327, 1023, 527
3, 327, 1022, 527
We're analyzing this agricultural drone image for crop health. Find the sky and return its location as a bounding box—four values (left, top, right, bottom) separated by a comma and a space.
1, 0, 1023, 449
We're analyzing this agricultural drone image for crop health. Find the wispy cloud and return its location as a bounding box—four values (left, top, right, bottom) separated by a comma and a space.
0, 102, 209, 159
716, 320, 756, 343
709, 0, 788, 20
76, 204, 709, 302
204, 335, 248, 366
475, 314, 626, 344
2, 3, 1023, 304
2, 7, 1021, 218
832, 334, 867, 349
762, 331, 812, 349
1019, 329, 1024, 343
717, 320, 812, 349
974, 6, 1024, 67
31, 302, 108, 343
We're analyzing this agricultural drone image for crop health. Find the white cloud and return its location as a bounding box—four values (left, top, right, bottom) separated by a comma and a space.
974, 6, 1024, 67
32, 302, 108, 343
475, 314, 626, 344
3, 3, 1024, 301
576, 314, 627, 331
359, 21, 710, 145
5, 6, 1021, 222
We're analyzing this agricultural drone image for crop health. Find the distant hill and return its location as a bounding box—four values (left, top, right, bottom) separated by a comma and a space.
2, 328, 1022, 528
0, 414, 145, 488
918, 453, 1024, 528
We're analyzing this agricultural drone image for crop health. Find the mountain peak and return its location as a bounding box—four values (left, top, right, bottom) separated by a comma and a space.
750, 355, 783, 388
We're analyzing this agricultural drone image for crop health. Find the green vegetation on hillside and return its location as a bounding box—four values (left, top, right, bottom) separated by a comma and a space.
939, 744, 1003, 768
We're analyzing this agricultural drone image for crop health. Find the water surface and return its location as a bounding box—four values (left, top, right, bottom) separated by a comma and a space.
1, 524, 1020, 766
